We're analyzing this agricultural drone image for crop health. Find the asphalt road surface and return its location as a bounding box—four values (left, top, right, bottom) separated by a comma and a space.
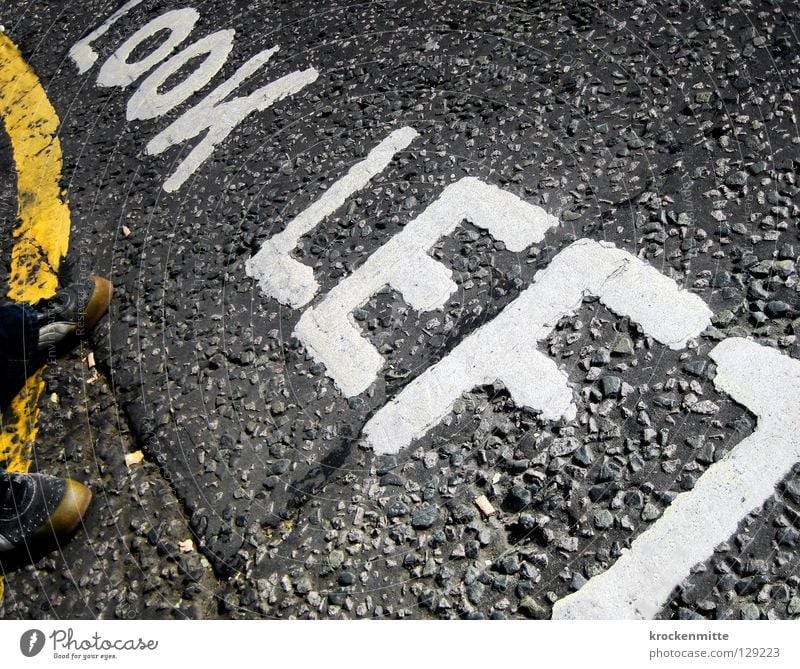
1, 0, 800, 620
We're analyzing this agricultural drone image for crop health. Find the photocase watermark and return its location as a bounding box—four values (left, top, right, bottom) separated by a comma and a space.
19, 629, 45, 657
18, 628, 159, 662
398, 51, 529, 82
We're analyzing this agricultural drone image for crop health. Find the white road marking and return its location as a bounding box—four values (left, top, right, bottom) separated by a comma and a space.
127, 29, 235, 121
362, 239, 712, 454
71, 5, 320, 193
552, 338, 800, 619
68, 0, 146, 74
245, 126, 419, 308
366, 343, 574, 455
96, 8, 200, 88
146, 48, 319, 192
294, 177, 559, 397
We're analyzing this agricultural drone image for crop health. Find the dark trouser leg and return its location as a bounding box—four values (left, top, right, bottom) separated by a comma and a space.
0, 304, 40, 515
0, 303, 40, 413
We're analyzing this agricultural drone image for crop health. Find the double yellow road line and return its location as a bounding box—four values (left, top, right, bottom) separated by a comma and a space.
0, 32, 73, 600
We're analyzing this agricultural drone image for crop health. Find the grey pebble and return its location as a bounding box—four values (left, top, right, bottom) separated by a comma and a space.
641, 503, 662, 521
776, 527, 798, 547
496, 555, 521, 575
611, 335, 635, 356
518, 596, 547, 619
725, 171, 748, 188
387, 500, 410, 518
338, 571, 356, 586
574, 445, 595, 466
411, 505, 439, 529
765, 301, 792, 318
594, 509, 614, 529
783, 480, 800, 504
739, 603, 761, 620
505, 485, 532, 512
600, 375, 622, 398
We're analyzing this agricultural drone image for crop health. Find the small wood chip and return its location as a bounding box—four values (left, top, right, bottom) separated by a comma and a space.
178, 539, 194, 553
124, 450, 144, 467
87, 351, 96, 368
475, 495, 496, 517
121, 225, 131, 237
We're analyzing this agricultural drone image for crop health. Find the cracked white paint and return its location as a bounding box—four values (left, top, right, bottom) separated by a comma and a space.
127, 29, 235, 121
69, 0, 146, 73
363, 239, 712, 455
552, 338, 800, 619
146, 48, 319, 192
97, 8, 200, 88
245, 126, 419, 308
294, 177, 560, 397
69, 2, 321, 192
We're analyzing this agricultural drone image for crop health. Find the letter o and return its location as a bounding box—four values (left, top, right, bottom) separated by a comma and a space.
127, 29, 235, 120
97, 7, 199, 88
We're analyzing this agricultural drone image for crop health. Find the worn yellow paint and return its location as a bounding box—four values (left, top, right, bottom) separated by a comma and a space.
0, 374, 44, 471
1, 32, 71, 302
0, 32, 71, 600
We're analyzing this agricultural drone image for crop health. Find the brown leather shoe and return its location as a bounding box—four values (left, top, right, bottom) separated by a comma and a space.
36, 275, 113, 351
0, 472, 92, 552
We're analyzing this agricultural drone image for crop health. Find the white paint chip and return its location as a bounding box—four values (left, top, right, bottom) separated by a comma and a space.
245, 126, 419, 308
475, 495, 496, 517
295, 177, 559, 397
552, 338, 800, 619
362, 239, 711, 455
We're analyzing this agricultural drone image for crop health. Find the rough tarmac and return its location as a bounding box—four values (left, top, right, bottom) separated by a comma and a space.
2, 0, 800, 619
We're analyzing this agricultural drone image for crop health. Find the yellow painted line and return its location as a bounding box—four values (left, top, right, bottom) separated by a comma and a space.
0, 32, 72, 599
1, 33, 71, 302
